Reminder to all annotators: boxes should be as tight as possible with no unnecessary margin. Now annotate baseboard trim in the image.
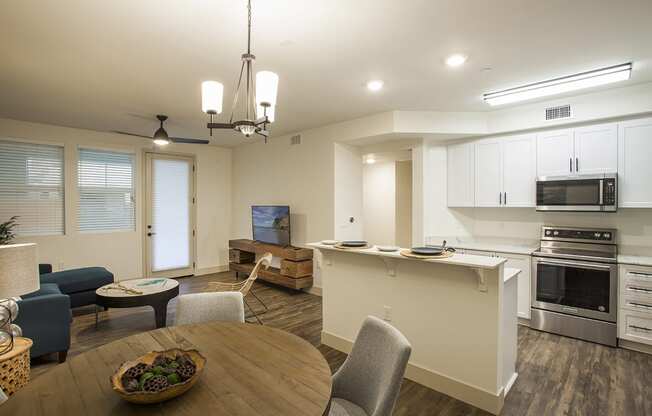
[619,338,652,355]
[305,286,322,296]
[194,265,229,276]
[321,331,504,415]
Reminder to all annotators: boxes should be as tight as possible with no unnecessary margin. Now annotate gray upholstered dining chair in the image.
[329,316,412,416]
[174,291,245,325]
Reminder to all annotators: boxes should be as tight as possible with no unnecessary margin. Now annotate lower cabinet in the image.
[462,249,531,321]
[619,264,652,346]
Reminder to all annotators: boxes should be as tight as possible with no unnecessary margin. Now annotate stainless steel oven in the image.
[536,173,617,212]
[531,226,618,346]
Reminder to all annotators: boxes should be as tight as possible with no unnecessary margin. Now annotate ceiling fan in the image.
[114,115,210,145]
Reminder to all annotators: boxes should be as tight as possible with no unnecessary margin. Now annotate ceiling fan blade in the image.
[170,137,210,145]
[207,122,236,129]
[112,130,152,139]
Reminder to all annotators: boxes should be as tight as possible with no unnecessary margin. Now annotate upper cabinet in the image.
[536,129,574,177]
[474,134,536,208]
[447,142,475,207]
[536,123,617,177]
[618,117,652,208]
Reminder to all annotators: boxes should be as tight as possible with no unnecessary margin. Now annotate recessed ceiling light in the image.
[483,62,632,106]
[446,54,467,67]
[364,155,376,164]
[366,80,384,92]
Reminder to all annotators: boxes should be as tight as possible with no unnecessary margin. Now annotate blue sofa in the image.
[14,265,114,361]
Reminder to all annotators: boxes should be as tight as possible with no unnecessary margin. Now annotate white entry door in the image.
[145,153,195,278]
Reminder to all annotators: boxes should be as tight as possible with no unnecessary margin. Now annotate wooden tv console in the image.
[228,239,313,290]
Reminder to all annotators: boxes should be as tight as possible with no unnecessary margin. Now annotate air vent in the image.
[290,134,302,145]
[545,105,572,120]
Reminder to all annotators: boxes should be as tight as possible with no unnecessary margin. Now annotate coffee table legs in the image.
[152,300,171,328]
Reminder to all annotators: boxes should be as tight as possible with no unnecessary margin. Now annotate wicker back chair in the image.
[206,253,272,323]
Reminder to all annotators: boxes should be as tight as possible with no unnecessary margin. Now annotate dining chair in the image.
[175,292,245,325]
[329,316,412,416]
[206,252,273,324]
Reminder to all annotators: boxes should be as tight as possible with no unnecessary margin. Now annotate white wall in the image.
[363,161,396,246]
[0,118,232,280]
[395,160,413,248]
[334,143,363,240]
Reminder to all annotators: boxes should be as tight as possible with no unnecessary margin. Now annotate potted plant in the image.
[0,216,19,245]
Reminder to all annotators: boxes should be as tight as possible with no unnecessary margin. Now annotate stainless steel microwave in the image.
[536,173,617,212]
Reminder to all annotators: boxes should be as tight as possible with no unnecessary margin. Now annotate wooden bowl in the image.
[110,349,206,404]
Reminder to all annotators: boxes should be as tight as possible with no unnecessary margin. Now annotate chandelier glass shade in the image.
[201,0,278,141]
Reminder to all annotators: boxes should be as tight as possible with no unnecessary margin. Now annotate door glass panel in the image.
[536,180,600,205]
[151,159,190,272]
[536,263,610,312]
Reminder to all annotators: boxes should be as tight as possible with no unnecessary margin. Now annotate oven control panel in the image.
[542,226,616,243]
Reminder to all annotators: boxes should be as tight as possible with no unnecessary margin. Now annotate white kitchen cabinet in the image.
[536,124,617,177]
[475,134,536,208]
[574,123,618,174]
[475,140,502,207]
[619,264,652,346]
[447,142,475,207]
[618,117,652,208]
[502,135,537,207]
[536,129,574,177]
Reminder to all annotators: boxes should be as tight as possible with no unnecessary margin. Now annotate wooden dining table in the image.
[5,323,333,415]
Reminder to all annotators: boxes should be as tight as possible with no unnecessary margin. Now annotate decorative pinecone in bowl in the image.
[124,362,148,379]
[142,375,169,393]
[177,364,196,380]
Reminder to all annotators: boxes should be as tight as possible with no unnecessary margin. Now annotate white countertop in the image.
[308,243,507,270]
[426,236,539,256]
[618,254,652,267]
[504,267,521,283]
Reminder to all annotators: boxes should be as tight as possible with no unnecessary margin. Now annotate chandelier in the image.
[200,0,278,142]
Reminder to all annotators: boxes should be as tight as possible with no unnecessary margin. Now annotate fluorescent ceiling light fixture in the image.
[366,80,384,92]
[446,54,467,67]
[483,63,632,106]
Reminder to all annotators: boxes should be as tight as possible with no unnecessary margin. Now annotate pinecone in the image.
[142,375,169,392]
[152,355,171,367]
[124,378,140,392]
[124,362,148,379]
[177,364,196,380]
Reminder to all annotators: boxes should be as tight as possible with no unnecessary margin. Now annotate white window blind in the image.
[0,140,65,236]
[78,148,135,232]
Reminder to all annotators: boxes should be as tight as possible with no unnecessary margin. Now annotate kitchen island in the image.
[308,243,519,415]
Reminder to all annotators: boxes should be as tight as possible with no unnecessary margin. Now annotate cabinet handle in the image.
[576,157,579,172]
[629,325,652,332]
[499,192,502,205]
[628,302,652,310]
[570,157,573,172]
[629,272,652,279]
[627,287,652,294]
[504,192,507,205]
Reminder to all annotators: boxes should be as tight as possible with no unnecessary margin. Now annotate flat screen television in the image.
[252,205,291,246]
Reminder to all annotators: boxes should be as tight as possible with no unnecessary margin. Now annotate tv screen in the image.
[252,205,291,246]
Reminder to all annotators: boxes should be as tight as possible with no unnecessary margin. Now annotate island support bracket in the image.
[472,268,488,292]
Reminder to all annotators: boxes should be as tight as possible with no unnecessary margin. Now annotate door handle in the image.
[576,158,579,172]
[147,232,156,237]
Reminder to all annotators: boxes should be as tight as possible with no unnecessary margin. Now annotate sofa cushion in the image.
[40,267,114,294]
[22,283,62,299]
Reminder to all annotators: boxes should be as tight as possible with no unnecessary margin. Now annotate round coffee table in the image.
[96,278,180,328]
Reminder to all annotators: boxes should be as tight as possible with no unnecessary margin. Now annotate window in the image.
[0,140,65,236]
[78,148,135,232]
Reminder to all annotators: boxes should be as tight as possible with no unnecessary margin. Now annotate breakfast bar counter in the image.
[308,243,518,415]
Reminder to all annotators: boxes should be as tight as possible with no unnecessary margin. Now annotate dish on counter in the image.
[411,246,443,256]
[320,240,339,245]
[376,246,400,252]
[339,240,368,247]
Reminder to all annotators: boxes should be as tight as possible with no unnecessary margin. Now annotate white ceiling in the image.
[1,0,651,147]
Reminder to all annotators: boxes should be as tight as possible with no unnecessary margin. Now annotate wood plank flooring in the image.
[30,272,652,415]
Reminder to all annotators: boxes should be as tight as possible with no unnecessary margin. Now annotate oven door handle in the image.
[535,259,614,271]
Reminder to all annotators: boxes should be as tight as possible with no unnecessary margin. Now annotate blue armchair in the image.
[15,283,71,362]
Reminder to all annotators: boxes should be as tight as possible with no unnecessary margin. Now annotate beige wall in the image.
[395,160,412,248]
[0,117,232,280]
[363,161,396,246]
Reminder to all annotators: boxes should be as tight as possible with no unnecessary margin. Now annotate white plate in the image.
[321,240,338,245]
[377,245,400,252]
